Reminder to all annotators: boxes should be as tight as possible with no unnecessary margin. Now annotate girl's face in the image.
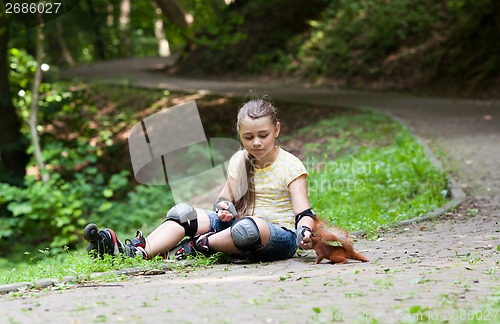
[239,116,280,162]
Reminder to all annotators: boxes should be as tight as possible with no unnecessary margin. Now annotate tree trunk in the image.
[28,17,49,184]
[119,0,133,57]
[153,0,193,29]
[55,19,75,66]
[154,6,170,57]
[106,3,114,27]
[86,0,106,59]
[154,0,194,53]
[0,14,29,184]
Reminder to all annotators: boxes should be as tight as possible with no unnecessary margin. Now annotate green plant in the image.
[0,81,173,252]
[185,252,231,268]
[0,247,167,285]
[273,0,443,77]
[455,250,482,265]
[0,168,133,250]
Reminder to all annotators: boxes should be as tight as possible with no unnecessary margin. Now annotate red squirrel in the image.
[304,224,369,265]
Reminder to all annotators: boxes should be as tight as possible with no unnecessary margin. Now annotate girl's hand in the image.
[217,202,234,222]
[300,229,313,250]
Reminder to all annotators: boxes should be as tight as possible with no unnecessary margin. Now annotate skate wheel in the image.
[83,223,99,242]
[86,242,102,258]
[86,242,96,254]
[86,242,96,252]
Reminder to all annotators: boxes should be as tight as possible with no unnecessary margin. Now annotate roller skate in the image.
[83,224,148,259]
[167,232,216,260]
[124,230,149,259]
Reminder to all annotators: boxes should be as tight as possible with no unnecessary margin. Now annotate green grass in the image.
[0,248,233,286]
[0,247,166,285]
[294,109,448,232]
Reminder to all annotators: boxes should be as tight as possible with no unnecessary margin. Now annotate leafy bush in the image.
[274,0,443,80]
[0,169,130,250]
[101,185,175,236]
[177,0,329,74]
[0,74,174,252]
[177,0,500,91]
[0,168,175,252]
[272,0,500,90]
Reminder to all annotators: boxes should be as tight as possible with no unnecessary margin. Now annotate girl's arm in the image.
[288,174,315,249]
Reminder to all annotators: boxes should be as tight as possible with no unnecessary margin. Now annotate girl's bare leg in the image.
[208,216,271,253]
[144,208,211,258]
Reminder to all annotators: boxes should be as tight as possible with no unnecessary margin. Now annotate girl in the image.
[85,98,317,262]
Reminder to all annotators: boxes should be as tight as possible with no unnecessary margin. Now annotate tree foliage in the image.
[176,0,500,92]
[177,0,330,74]
[0,82,175,253]
[4,0,496,90]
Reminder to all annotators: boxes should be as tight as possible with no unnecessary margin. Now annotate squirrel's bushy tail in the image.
[320,225,368,262]
[324,225,352,252]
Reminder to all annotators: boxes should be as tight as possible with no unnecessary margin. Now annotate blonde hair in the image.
[234,97,279,218]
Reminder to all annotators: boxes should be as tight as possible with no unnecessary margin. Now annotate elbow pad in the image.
[294,208,317,229]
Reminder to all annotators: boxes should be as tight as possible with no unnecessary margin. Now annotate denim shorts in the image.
[205,210,297,262]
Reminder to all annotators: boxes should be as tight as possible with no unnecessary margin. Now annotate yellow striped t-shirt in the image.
[227,147,308,231]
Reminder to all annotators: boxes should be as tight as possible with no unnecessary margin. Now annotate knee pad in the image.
[230,217,263,251]
[165,203,198,237]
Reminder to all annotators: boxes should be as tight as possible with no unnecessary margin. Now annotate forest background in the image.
[0,0,498,263]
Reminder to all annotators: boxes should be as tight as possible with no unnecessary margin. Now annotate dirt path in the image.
[2,58,498,323]
[3,200,499,324]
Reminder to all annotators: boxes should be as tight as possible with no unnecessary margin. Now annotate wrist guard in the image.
[296,225,312,248]
[213,198,237,219]
[294,208,317,229]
